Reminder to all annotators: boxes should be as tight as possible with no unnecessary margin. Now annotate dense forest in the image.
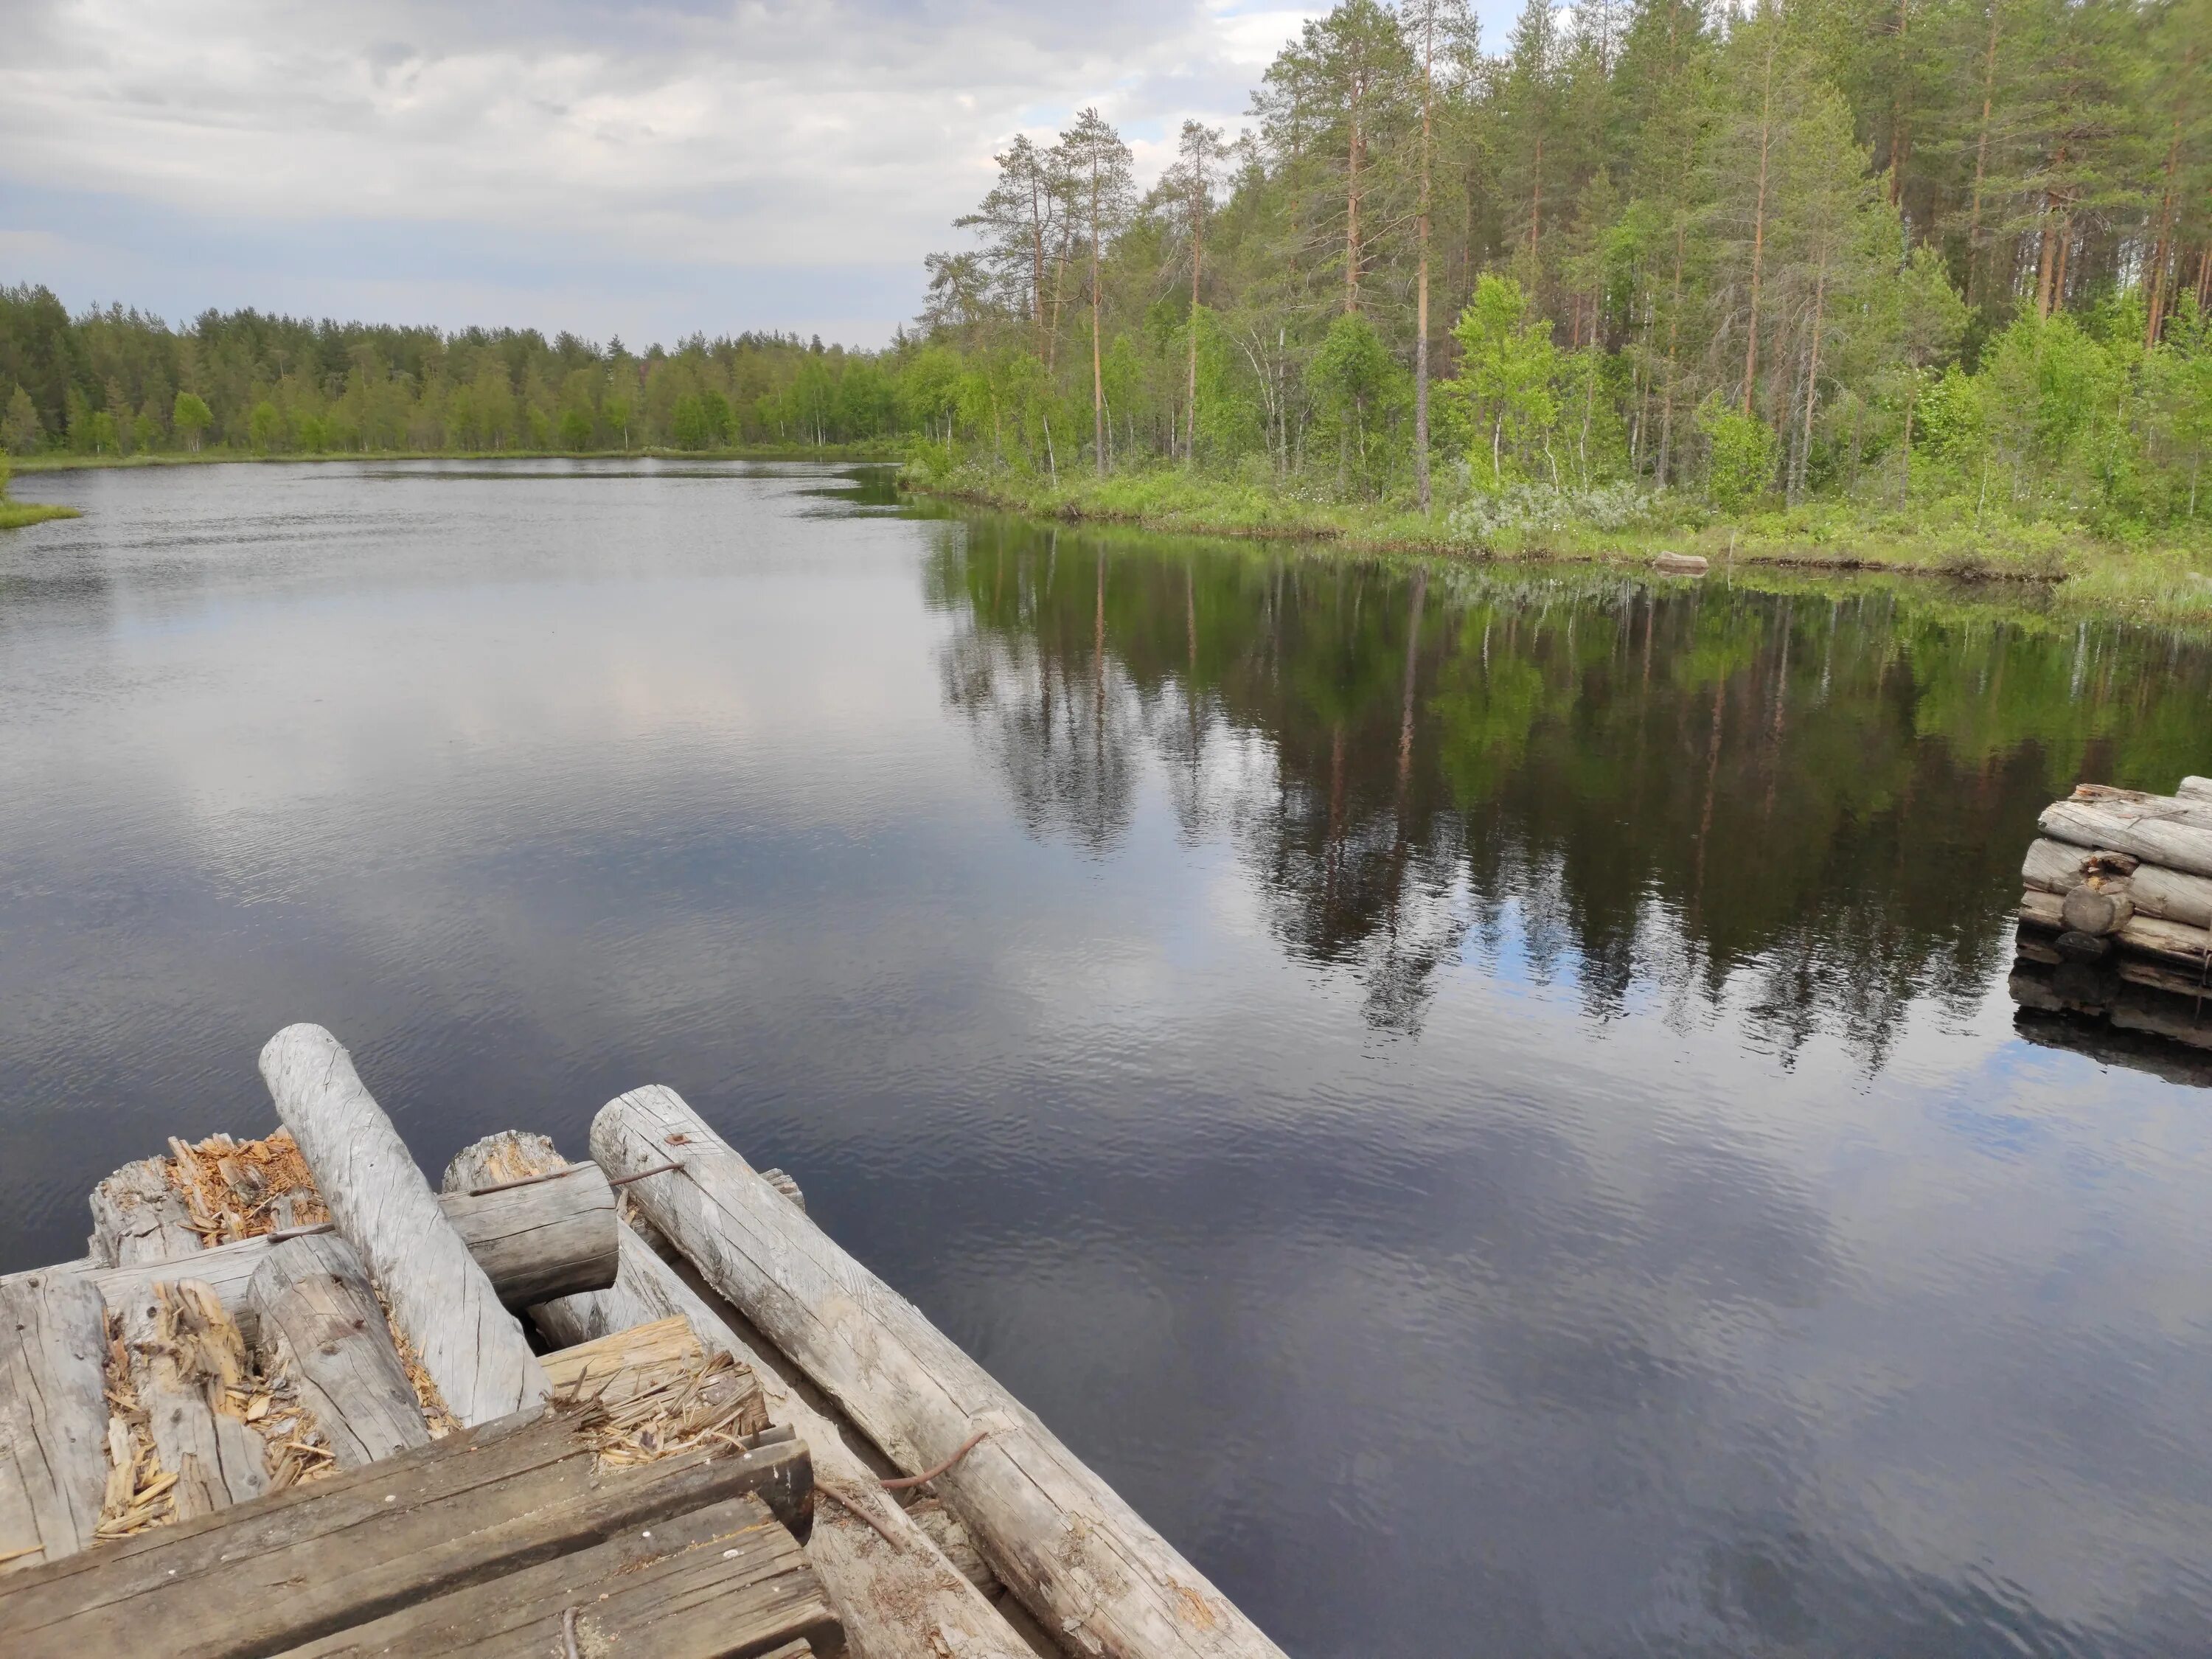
[4,0,2208,545]
[0,286,907,457]
[917,0,2212,538]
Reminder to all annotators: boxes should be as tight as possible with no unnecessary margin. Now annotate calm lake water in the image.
[6,459,2212,1656]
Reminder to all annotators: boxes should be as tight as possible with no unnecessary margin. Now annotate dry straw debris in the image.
[161,1129,329,1243]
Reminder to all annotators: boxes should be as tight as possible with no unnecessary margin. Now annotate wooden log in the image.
[595,1085,1290,1659]
[88,1161,202,1267]
[117,1280,267,1521]
[2039,799,2212,880]
[93,1177,618,1337]
[2022,838,2212,931]
[248,1235,430,1468]
[2182,776,2212,803]
[271,1490,844,1658]
[0,1408,815,1659]
[2069,783,2212,831]
[2061,883,2134,936]
[258,1024,548,1427]
[2019,890,2208,971]
[0,1268,109,1576]
[453,1134,1034,1659]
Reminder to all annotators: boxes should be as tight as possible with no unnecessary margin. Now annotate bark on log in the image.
[450,1133,1034,1659]
[0,1268,109,1575]
[595,1085,1289,1659]
[259,1024,547,1427]
[117,1280,267,1521]
[2039,799,2212,880]
[248,1235,431,1468]
[88,1161,201,1267]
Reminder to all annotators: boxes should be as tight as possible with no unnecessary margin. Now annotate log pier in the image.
[2011,779,2212,1054]
[0,1023,1288,1659]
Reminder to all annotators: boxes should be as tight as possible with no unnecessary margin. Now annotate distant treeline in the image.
[0,285,914,458]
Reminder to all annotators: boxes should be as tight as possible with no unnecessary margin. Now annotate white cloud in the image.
[0,0,1324,338]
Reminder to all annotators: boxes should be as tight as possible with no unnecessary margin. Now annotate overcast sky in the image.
[0,0,1523,348]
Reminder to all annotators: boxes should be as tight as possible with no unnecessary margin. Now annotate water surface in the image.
[5,459,2212,1657]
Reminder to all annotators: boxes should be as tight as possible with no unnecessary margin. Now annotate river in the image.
[4,458,2211,1656]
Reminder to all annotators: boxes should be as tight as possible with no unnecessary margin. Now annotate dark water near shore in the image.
[7,459,2212,1656]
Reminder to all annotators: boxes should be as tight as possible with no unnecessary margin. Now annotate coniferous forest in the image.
[5,0,2211,561]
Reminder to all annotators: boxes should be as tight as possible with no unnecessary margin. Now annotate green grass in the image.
[0,498,80,529]
[905,459,2212,630]
[12,443,903,473]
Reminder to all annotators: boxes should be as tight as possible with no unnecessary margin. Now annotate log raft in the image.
[2011,779,2212,1051]
[0,1024,1290,1658]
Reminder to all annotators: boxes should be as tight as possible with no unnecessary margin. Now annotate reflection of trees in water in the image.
[929,522,2212,1059]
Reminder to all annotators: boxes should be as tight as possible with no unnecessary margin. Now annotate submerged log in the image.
[0,1268,110,1575]
[259,1024,548,1427]
[88,1161,201,1267]
[596,1085,1290,1659]
[117,1280,267,1521]
[447,1133,1033,1659]
[248,1235,430,1469]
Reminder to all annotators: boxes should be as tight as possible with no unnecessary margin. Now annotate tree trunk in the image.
[1414,4,1435,513]
[1796,263,1826,503]
[1091,170,1106,474]
[1742,27,1778,416]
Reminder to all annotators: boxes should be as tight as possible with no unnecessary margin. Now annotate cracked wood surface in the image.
[594,1085,1287,1659]
[258,1024,548,1427]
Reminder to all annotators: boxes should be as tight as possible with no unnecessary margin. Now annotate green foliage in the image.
[4,384,39,455]
[1444,276,1559,489]
[1700,402,1779,510]
[1306,313,1407,495]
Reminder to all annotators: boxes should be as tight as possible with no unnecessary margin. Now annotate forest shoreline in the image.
[905,468,2212,630]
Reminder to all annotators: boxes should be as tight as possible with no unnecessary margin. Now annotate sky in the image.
[0,0,1524,349]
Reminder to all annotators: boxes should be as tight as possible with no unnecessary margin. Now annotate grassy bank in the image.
[0,459,80,528]
[11,444,902,473]
[906,461,2212,629]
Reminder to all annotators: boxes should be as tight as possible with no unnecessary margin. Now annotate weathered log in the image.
[455,1133,1033,1659]
[2022,837,2212,930]
[259,1024,548,1427]
[248,1235,430,1468]
[0,1268,109,1575]
[2182,776,2212,804]
[2011,963,2212,1051]
[2019,889,2209,970]
[596,1085,1289,1659]
[0,1408,814,1659]
[94,1176,617,1336]
[272,1489,844,1659]
[2039,799,2212,880]
[2070,784,2212,831]
[88,1161,201,1267]
[2060,883,2133,936]
[118,1280,267,1521]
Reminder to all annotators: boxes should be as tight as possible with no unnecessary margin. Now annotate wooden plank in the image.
[0,1408,815,1659]
[464,1134,1034,1659]
[0,1267,111,1575]
[93,1178,619,1335]
[596,1086,1289,1659]
[2039,799,2212,880]
[258,1023,548,1427]
[116,1280,267,1521]
[274,1492,843,1658]
[88,1161,201,1267]
[248,1234,430,1468]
